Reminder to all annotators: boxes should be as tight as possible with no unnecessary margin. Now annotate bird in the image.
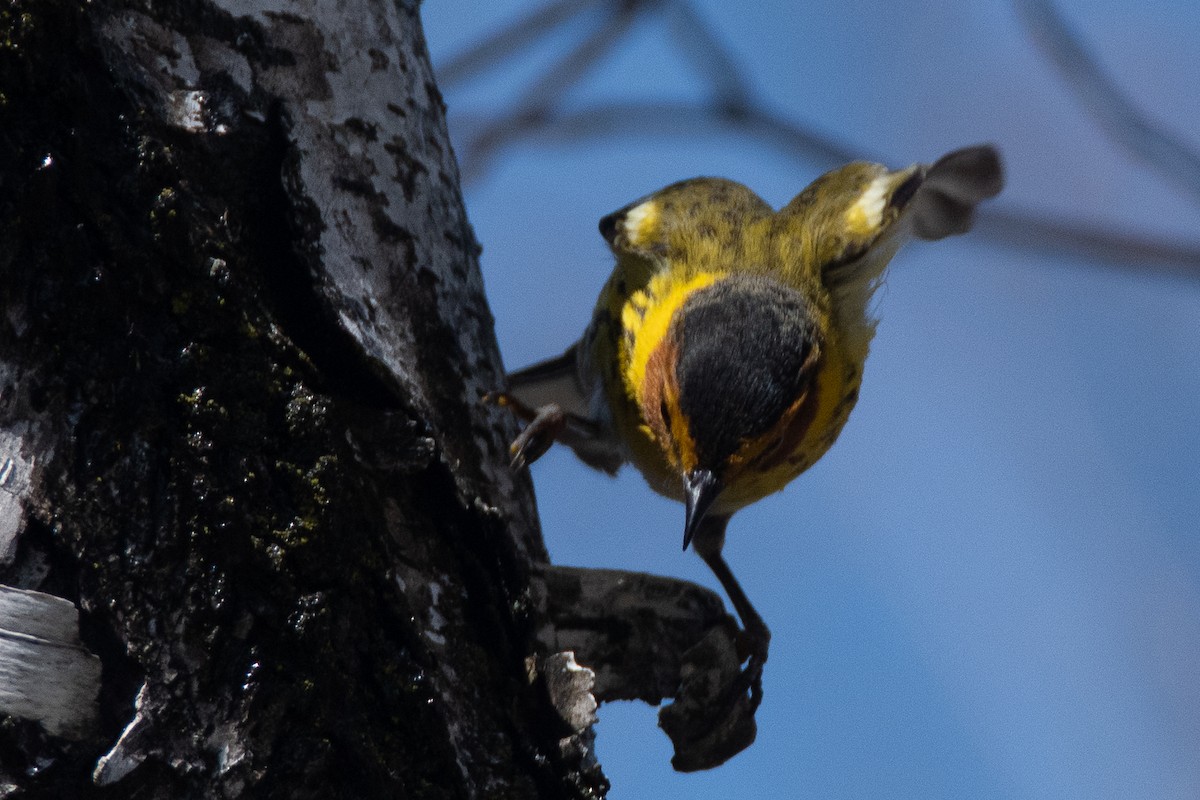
[492,145,1003,704]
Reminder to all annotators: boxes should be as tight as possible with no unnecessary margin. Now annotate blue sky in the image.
[422,2,1200,797]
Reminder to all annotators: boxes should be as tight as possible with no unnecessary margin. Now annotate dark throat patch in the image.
[673,274,822,468]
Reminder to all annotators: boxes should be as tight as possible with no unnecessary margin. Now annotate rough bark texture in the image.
[0,1,607,797]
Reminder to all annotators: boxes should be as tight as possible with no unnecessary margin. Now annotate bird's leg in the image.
[699,549,770,710]
[484,392,607,470]
[691,516,771,710]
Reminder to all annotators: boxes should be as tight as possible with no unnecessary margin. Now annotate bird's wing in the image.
[506,343,592,419]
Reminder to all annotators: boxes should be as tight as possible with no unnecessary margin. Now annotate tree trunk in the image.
[0,1,607,796]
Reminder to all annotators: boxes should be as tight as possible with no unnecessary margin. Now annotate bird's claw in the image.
[485,392,567,471]
[508,418,558,469]
[729,622,769,711]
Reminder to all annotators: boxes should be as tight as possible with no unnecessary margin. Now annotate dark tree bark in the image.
[0,1,608,796]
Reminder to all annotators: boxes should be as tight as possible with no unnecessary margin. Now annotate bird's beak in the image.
[683,469,722,551]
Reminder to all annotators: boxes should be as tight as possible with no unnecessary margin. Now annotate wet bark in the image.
[0,1,606,797]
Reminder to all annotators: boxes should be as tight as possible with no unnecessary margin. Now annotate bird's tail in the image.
[912,145,1004,241]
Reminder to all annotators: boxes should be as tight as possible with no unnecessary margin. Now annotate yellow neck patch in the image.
[623,270,720,416]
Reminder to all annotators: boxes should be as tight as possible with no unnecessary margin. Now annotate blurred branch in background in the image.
[438,0,856,178]
[1015,0,1200,207]
[437,0,1200,278]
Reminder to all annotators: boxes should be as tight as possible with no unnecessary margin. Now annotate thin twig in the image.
[438,0,603,86]
[462,101,852,162]
[461,3,643,182]
[437,0,1200,277]
[976,209,1200,277]
[665,1,753,109]
[1015,0,1200,206]
[457,101,1200,274]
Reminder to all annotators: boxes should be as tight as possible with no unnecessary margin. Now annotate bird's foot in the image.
[508,404,565,469]
[733,620,770,711]
[483,392,565,469]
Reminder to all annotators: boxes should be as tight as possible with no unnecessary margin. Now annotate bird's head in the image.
[635,273,825,550]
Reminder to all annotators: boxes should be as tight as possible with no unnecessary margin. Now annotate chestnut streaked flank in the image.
[493,145,1004,707]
